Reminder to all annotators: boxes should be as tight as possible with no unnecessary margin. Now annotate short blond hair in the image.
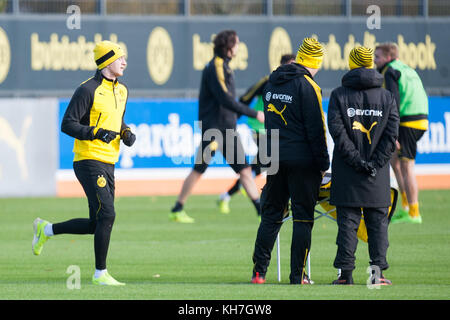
[375,42,398,59]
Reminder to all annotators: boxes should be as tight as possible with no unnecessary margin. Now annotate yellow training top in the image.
[61,70,129,164]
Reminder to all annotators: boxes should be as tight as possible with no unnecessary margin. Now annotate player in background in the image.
[375,43,428,224]
[169,30,264,223]
[217,54,296,215]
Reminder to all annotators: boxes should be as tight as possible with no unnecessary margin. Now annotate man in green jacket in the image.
[375,42,428,224]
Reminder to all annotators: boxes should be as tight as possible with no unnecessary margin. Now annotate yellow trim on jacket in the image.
[304,74,327,146]
[214,56,228,93]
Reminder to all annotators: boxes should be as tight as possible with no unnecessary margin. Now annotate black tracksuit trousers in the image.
[252,164,322,283]
[333,206,389,272]
[52,160,116,270]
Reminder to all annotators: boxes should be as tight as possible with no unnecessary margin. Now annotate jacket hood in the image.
[342,67,383,90]
[269,63,311,85]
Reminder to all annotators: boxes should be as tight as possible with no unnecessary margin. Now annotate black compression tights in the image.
[53,215,115,270]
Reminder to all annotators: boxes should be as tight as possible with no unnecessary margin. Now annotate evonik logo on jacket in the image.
[347,107,383,118]
[265,91,293,104]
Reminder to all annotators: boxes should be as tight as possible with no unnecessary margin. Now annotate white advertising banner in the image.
[0,98,58,197]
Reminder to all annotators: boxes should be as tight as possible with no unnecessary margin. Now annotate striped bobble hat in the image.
[349,46,374,70]
[93,40,125,70]
[295,38,324,69]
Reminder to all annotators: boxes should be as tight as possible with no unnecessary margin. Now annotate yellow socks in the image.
[401,192,421,218]
[409,202,420,218]
[401,191,409,209]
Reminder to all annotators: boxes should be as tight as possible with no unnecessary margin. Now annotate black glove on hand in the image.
[121,128,136,147]
[94,128,118,144]
[360,160,377,177]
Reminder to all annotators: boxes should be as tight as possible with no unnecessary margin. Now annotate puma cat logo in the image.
[267,103,287,126]
[352,121,377,144]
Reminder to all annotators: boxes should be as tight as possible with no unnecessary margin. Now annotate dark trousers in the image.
[252,164,322,283]
[53,160,116,270]
[333,206,389,271]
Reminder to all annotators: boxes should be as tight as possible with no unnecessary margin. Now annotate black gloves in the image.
[93,127,135,146]
[94,128,118,144]
[360,160,377,177]
[121,128,136,147]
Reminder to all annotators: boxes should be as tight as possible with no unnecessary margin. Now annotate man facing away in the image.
[217,53,296,215]
[328,47,399,285]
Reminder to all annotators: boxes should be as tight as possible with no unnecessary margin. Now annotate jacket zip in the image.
[95,113,102,127]
[113,85,117,109]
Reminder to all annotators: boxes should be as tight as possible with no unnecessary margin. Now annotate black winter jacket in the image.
[378,63,401,108]
[263,63,329,171]
[328,67,399,207]
[198,55,258,132]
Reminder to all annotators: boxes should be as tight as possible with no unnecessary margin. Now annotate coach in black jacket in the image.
[251,38,329,285]
[328,47,399,285]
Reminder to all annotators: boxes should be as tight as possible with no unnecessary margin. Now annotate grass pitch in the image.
[0,190,449,300]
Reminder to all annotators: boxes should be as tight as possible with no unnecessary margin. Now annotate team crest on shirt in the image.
[97,175,106,188]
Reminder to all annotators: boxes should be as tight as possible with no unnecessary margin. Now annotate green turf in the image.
[0,190,449,300]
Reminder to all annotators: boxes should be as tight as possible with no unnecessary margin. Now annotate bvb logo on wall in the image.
[268,27,292,72]
[147,27,174,85]
[0,27,11,84]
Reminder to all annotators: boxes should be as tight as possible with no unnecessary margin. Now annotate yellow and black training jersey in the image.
[61,70,129,164]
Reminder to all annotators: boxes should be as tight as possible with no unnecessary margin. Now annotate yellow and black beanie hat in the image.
[295,38,324,69]
[93,40,125,70]
[349,46,374,70]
